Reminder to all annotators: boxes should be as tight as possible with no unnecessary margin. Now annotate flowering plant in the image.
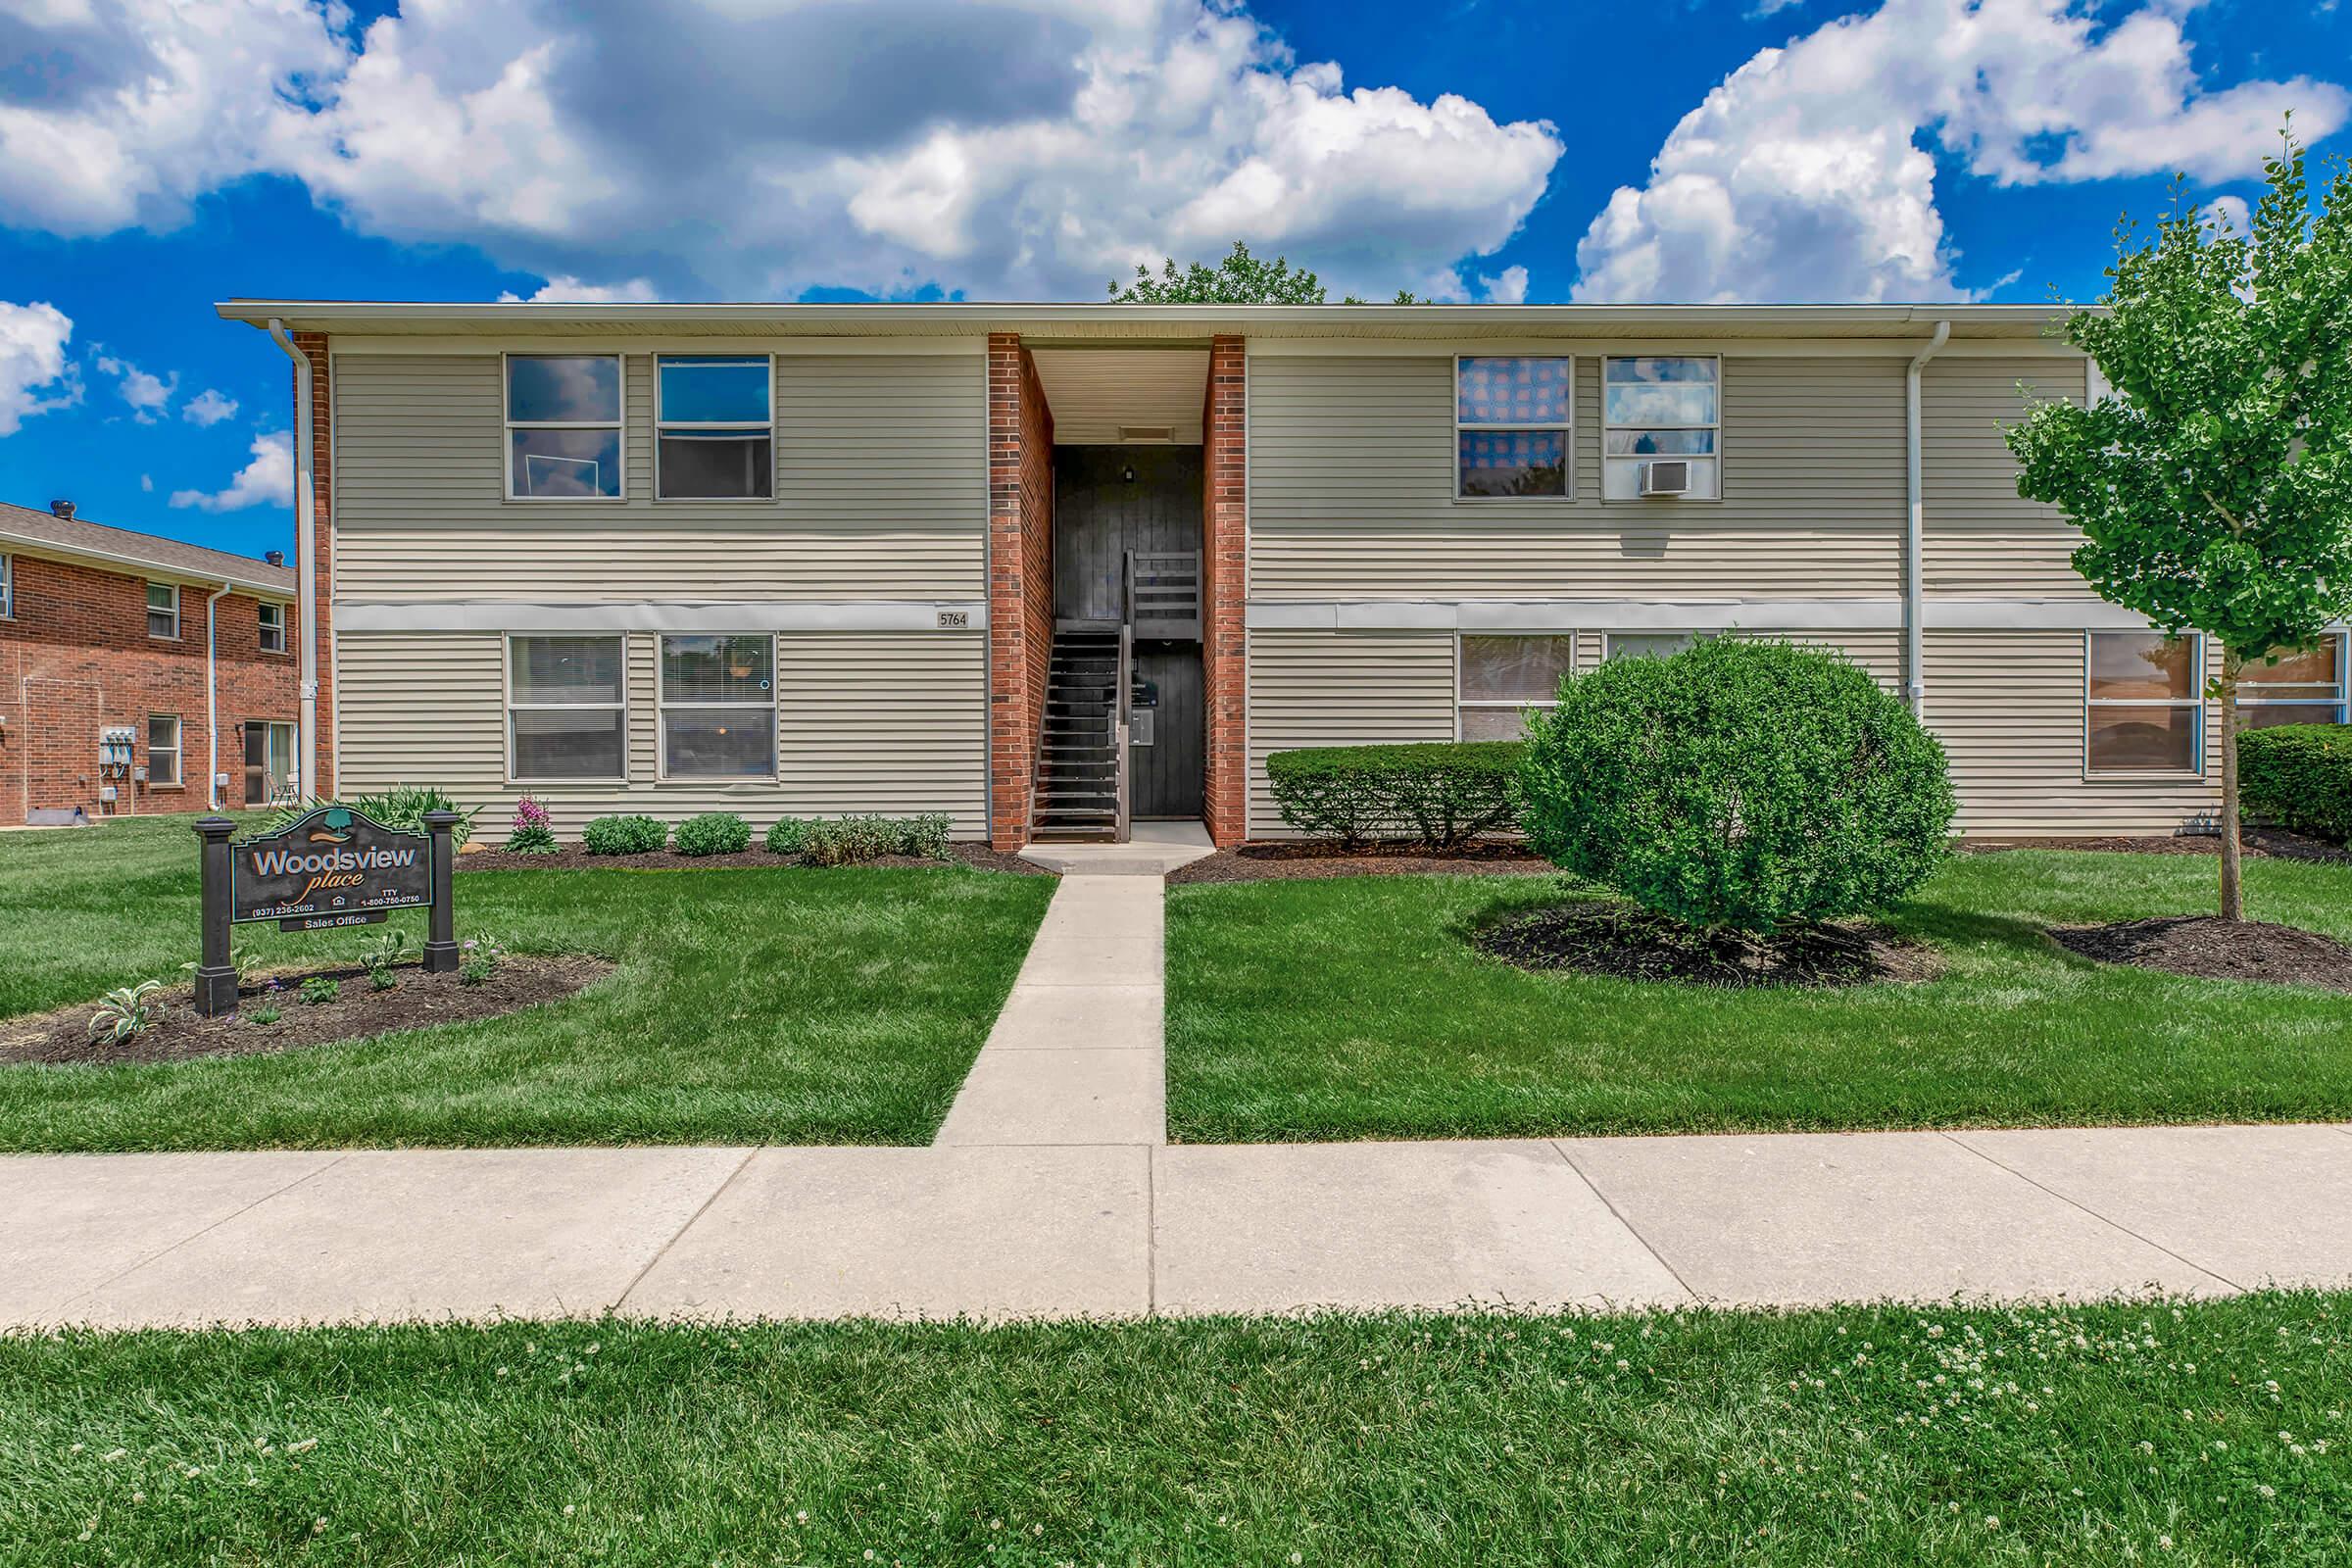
[506,795,559,855]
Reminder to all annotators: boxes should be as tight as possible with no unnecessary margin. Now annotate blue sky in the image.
[1,0,2344,564]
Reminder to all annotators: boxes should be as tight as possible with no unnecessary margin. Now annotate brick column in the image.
[292,331,336,798]
[1200,334,1248,846]
[986,333,1047,850]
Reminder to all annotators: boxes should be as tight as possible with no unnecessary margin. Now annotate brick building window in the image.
[146,581,179,639]
[0,553,12,617]
[147,715,182,787]
[258,602,288,654]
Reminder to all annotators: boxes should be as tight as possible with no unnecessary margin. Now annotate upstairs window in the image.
[2240,636,2347,728]
[1456,357,1571,499]
[507,635,627,780]
[1458,635,1574,740]
[1603,357,1720,500]
[657,356,773,499]
[258,601,287,654]
[146,581,179,639]
[2087,632,2202,774]
[506,355,624,500]
[0,554,12,617]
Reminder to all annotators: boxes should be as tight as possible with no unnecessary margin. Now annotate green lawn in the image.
[1167,852,2352,1144]
[0,814,1054,1151]
[2,1296,2344,1565]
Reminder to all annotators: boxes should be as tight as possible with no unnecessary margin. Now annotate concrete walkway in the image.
[6,1125,2350,1329]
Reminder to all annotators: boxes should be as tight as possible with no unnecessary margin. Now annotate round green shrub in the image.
[580,814,669,856]
[672,812,752,858]
[764,816,814,856]
[1519,639,1955,932]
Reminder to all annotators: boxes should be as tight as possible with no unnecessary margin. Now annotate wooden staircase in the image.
[1032,626,1122,840]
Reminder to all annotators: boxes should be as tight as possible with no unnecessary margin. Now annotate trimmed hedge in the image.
[672,812,752,858]
[1520,639,1954,933]
[800,813,956,866]
[1266,742,1524,848]
[581,814,669,856]
[2241,724,2352,845]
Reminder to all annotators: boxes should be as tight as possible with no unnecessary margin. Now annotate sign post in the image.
[193,806,444,1016]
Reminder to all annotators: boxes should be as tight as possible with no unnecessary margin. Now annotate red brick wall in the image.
[1018,347,1055,790]
[292,329,336,797]
[0,554,298,821]
[1201,334,1249,845]
[987,332,1051,850]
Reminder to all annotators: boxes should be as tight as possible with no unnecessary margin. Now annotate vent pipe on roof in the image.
[49,499,74,520]
[264,550,285,567]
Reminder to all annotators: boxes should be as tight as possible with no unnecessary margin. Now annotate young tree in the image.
[1108,240,1418,304]
[2006,132,2352,920]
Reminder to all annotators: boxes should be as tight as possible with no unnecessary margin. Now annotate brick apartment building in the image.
[1,500,298,824]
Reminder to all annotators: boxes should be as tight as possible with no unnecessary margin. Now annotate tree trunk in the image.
[2218,649,2244,923]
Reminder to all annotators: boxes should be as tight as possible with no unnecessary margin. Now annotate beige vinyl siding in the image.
[330,351,985,601]
[1249,354,1909,600]
[1928,630,2219,837]
[337,629,986,839]
[1922,357,2087,597]
[1246,628,1457,836]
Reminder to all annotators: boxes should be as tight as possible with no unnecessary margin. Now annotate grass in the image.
[1166,851,2352,1144]
[0,813,1054,1151]
[1,1296,2345,1565]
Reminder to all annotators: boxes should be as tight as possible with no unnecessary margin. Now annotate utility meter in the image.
[100,727,135,771]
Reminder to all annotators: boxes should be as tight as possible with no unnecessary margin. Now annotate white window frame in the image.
[503,352,627,503]
[1601,355,1723,504]
[1603,631,1704,662]
[147,713,182,788]
[1453,355,1575,503]
[654,353,776,503]
[146,581,180,640]
[257,601,288,655]
[2239,632,2349,726]
[2084,630,2206,779]
[656,632,779,782]
[504,633,629,783]
[0,553,13,618]
[1454,632,1577,740]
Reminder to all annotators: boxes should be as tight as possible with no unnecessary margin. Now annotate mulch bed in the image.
[1167,840,1557,886]
[0,956,615,1066]
[2047,916,2352,993]
[457,842,1054,876]
[1963,827,2352,864]
[1473,903,1941,990]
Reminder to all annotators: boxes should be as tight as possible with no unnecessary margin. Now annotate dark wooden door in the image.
[1053,446,1204,623]
[1132,642,1202,818]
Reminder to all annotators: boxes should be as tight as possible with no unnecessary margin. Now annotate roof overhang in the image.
[0,525,295,597]
[217,300,2076,343]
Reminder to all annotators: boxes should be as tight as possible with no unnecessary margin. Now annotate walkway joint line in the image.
[1547,1140,1701,1303]
[612,1146,762,1313]
[1934,1131,2243,1293]
[61,1152,353,1313]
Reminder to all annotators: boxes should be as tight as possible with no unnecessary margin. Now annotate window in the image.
[1605,631,1701,662]
[506,355,624,499]
[507,635,626,779]
[2087,632,2203,774]
[659,634,776,777]
[1456,357,1571,499]
[244,720,297,805]
[1603,357,1720,500]
[2239,636,2347,728]
[146,581,179,639]
[0,554,12,617]
[657,356,773,499]
[1458,635,1575,739]
[147,714,181,787]
[258,601,287,654]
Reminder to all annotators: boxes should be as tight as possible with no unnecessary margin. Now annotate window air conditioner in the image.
[1638,459,1691,497]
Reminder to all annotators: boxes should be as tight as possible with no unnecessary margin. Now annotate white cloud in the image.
[0,299,80,436]
[0,0,1562,302]
[2202,193,2251,237]
[182,387,239,426]
[171,429,293,512]
[1478,265,1530,304]
[140,472,154,491]
[1574,0,2351,303]
[95,351,177,421]
[497,275,662,303]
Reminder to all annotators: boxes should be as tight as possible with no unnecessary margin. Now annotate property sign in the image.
[229,807,429,927]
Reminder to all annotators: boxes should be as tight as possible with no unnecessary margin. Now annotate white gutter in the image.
[203,581,232,809]
[1904,319,1951,717]
[266,319,318,802]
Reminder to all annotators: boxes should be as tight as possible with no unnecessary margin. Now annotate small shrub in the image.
[2241,723,2352,846]
[891,812,954,858]
[359,928,410,991]
[247,1004,282,1026]
[505,794,559,854]
[87,980,165,1046]
[460,935,507,986]
[765,816,814,856]
[802,814,895,866]
[1268,742,1525,848]
[1520,639,1955,934]
[581,814,669,856]
[299,975,340,1006]
[673,812,752,858]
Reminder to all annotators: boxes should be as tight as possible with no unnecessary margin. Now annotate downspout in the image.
[266,319,318,802]
[1904,319,1951,718]
[204,581,232,809]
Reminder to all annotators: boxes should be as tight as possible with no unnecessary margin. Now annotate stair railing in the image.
[1115,552,1135,844]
